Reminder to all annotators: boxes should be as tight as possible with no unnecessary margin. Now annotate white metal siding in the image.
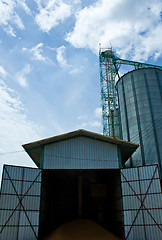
[43,136,119,169]
[0,165,41,240]
[121,165,162,240]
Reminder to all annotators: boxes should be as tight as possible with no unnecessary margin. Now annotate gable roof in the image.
[22,129,138,168]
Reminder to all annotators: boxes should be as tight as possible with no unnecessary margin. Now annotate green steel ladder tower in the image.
[99,48,119,138]
[99,47,162,137]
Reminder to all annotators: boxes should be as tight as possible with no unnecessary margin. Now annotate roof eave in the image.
[22,129,138,168]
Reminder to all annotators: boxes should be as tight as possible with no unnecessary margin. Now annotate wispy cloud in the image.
[66,0,162,61]
[15,64,32,87]
[69,66,84,75]
[0,78,43,180]
[0,66,7,77]
[56,45,85,74]
[77,107,102,132]
[56,45,69,68]
[77,114,87,120]
[30,43,46,61]
[89,120,101,128]
[35,0,72,32]
[23,43,48,61]
[94,107,102,118]
[0,0,26,37]
[3,25,16,37]
[17,0,31,15]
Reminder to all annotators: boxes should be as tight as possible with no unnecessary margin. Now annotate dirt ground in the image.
[45,219,121,240]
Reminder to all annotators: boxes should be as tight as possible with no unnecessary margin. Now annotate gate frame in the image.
[121,164,162,240]
[0,165,42,239]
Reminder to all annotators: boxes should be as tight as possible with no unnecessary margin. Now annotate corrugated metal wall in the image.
[116,68,162,175]
[121,164,162,240]
[0,165,42,240]
[43,136,119,169]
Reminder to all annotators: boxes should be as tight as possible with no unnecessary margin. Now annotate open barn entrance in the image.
[38,169,123,239]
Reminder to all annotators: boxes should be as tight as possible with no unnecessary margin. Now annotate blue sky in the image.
[0,0,162,180]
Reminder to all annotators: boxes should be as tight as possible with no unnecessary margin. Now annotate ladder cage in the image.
[99,48,120,138]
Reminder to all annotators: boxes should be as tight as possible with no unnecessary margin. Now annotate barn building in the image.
[0,129,161,240]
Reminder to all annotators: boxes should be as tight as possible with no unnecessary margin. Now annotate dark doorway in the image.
[38,169,123,239]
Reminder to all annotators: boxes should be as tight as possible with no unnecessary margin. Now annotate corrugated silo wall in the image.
[116,68,162,177]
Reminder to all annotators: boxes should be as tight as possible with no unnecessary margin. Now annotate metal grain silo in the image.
[116,68,162,176]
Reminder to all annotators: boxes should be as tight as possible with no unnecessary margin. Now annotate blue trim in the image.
[122,79,132,167]
[155,69,162,100]
[40,146,44,169]
[144,71,162,176]
[117,146,122,168]
[122,79,130,141]
[117,91,123,139]
[131,73,145,165]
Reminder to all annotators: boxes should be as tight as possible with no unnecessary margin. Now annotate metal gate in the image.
[121,164,162,240]
[0,165,42,239]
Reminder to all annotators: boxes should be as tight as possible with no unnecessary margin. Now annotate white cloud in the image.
[0,0,15,25]
[77,107,102,131]
[35,0,72,32]
[0,66,7,77]
[30,43,46,61]
[56,45,85,74]
[66,0,162,61]
[23,43,48,61]
[0,0,25,37]
[94,107,102,118]
[47,46,56,51]
[16,64,32,87]
[89,120,101,127]
[17,0,31,15]
[69,66,84,75]
[77,114,87,120]
[77,122,88,128]
[56,45,69,68]
[34,0,46,9]
[13,13,25,30]
[0,79,43,182]
[3,25,16,37]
